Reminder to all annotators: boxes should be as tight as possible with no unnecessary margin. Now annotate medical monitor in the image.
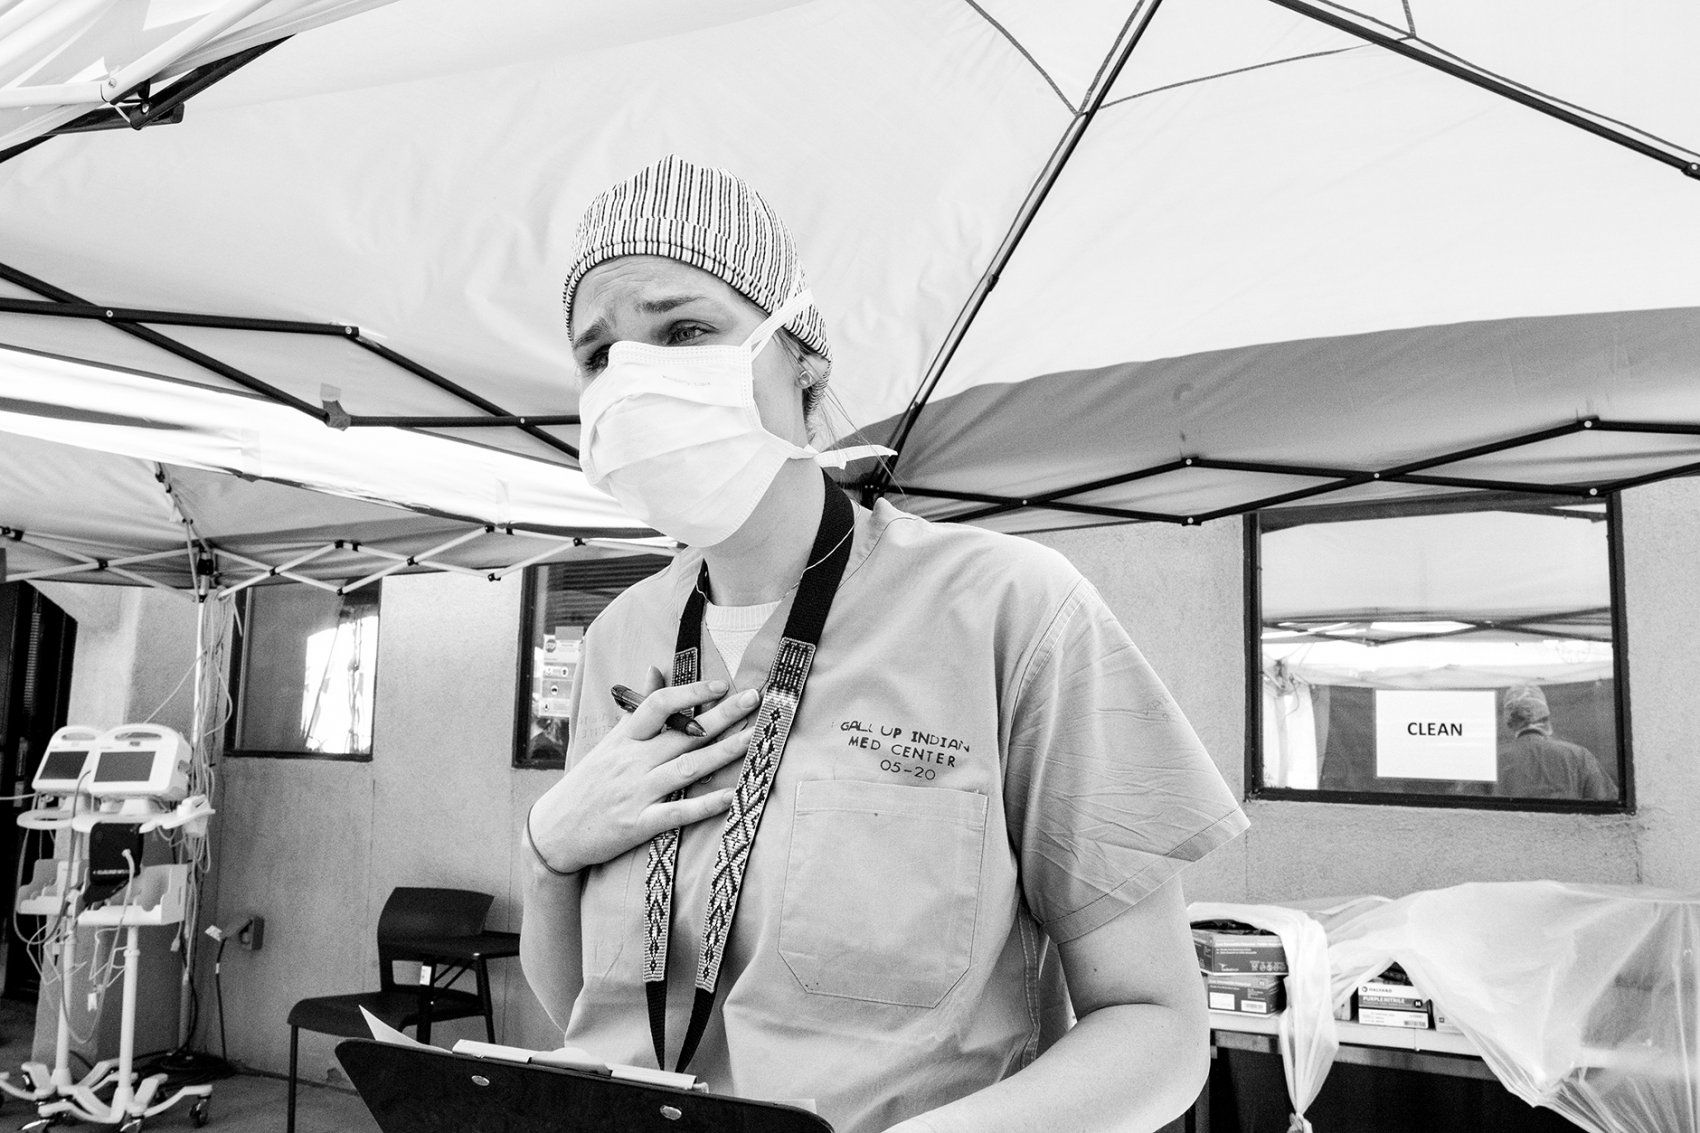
[32,727,102,796]
[87,725,191,804]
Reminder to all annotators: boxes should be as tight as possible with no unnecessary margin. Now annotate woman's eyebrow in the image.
[576,293,718,353]
[639,293,714,315]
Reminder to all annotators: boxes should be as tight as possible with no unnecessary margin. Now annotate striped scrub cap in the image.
[561,154,832,376]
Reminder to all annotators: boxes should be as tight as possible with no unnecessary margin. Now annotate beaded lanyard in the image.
[642,474,854,1073]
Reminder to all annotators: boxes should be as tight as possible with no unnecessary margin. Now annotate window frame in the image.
[511,554,675,771]
[511,566,567,772]
[1242,491,1634,813]
[224,583,381,762]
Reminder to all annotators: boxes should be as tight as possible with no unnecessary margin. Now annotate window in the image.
[1247,494,1629,810]
[514,555,672,769]
[228,584,381,759]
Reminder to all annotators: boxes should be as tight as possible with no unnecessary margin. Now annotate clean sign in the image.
[1374,689,1497,781]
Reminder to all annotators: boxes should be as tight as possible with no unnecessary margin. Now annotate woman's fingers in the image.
[647,788,736,834]
[660,725,755,790]
[691,687,761,738]
[623,678,729,741]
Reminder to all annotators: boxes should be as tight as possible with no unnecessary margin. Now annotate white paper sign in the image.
[1374,689,1497,781]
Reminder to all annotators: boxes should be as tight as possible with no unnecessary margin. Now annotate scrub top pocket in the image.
[779,778,987,1008]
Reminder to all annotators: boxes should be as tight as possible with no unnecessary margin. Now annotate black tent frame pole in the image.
[1267,0,1700,179]
[0,39,288,166]
[0,261,581,452]
[896,486,1187,525]
[30,105,187,141]
[0,262,328,420]
[1189,477,1375,524]
[349,337,579,460]
[900,415,1700,526]
[868,0,1169,492]
[0,297,352,336]
[1387,473,1594,498]
[1590,421,1700,437]
[944,458,1195,524]
[1375,419,1592,476]
[1598,456,1700,495]
[122,39,288,128]
[346,414,577,429]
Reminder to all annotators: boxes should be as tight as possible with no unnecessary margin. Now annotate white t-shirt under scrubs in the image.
[552,499,1248,1133]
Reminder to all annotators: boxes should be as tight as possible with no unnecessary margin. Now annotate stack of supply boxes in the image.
[1193,921,1287,1017]
[1352,962,1459,1032]
[1353,962,1430,1029]
[1192,925,1462,1034]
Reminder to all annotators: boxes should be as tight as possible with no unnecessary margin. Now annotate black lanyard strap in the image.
[642,474,855,1074]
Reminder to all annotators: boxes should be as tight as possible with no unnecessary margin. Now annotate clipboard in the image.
[336,1039,835,1132]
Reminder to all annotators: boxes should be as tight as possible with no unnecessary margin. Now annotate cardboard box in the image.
[1433,1004,1463,1034]
[1357,1006,1432,1029]
[1356,979,1429,1012]
[1205,972,1285,1015]
[1354,963,1432,1028]
[1192,924,1287,975]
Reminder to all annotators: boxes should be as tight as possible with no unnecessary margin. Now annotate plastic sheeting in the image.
[1190,902,1337,1132]
[1191,897,1391,1131]
[1330,883,1700,1133]
[1195,884,1700,1133]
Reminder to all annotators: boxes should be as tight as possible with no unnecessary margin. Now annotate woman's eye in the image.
[667,324,708,346]
[580,347,608,377]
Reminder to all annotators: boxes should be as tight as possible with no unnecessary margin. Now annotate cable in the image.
[138,657,198,726]
[214,934,229,1062]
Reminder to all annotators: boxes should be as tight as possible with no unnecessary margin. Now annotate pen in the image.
[610,684,707,737]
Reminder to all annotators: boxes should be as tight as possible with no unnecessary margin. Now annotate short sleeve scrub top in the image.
[553,498,1249,1133]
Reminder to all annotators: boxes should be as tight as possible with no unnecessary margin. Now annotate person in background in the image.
[520,154,1248,1133]
[1496,684,1614,801]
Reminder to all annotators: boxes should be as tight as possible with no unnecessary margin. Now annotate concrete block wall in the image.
[26,475,1700,1083]
[206,572,562,1086]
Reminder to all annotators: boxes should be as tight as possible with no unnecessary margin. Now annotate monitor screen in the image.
[94,749,157,784]
[37,750,89,782]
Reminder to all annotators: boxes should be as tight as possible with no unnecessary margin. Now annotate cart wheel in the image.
[190,1099,210,1128]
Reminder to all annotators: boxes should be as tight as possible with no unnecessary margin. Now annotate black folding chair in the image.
[285,887,494,1133]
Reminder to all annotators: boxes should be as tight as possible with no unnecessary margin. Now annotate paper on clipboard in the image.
[359,1007,702,1091]
[359,1007,434,1048]
[451,1038,608,1074]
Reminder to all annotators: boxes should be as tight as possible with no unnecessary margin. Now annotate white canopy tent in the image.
[2,0,1699,582]
[0,0,397,160]
[0,342,659,594]
[2,12,1690,1129]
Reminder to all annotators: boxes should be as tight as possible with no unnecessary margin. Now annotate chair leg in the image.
[477,959,495,1043]
[287,1026,299,1133]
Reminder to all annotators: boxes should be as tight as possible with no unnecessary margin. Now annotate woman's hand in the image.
[528,667,758,875]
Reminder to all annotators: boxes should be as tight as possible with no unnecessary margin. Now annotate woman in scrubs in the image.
[522,154,1248,1133]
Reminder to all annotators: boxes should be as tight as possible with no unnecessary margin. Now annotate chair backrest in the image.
[374,887,493,986]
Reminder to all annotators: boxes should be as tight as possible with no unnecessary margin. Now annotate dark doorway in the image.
[0,584,79,1002]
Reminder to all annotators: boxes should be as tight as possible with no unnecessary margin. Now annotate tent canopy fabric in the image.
[3,0,1699,585]
[0,0,398,156]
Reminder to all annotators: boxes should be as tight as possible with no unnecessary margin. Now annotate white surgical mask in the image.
[578,289,891,546]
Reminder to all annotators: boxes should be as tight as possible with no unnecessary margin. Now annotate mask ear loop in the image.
[742,289,815,356]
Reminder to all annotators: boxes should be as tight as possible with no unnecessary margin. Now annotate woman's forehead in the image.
[572,256,747,332]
